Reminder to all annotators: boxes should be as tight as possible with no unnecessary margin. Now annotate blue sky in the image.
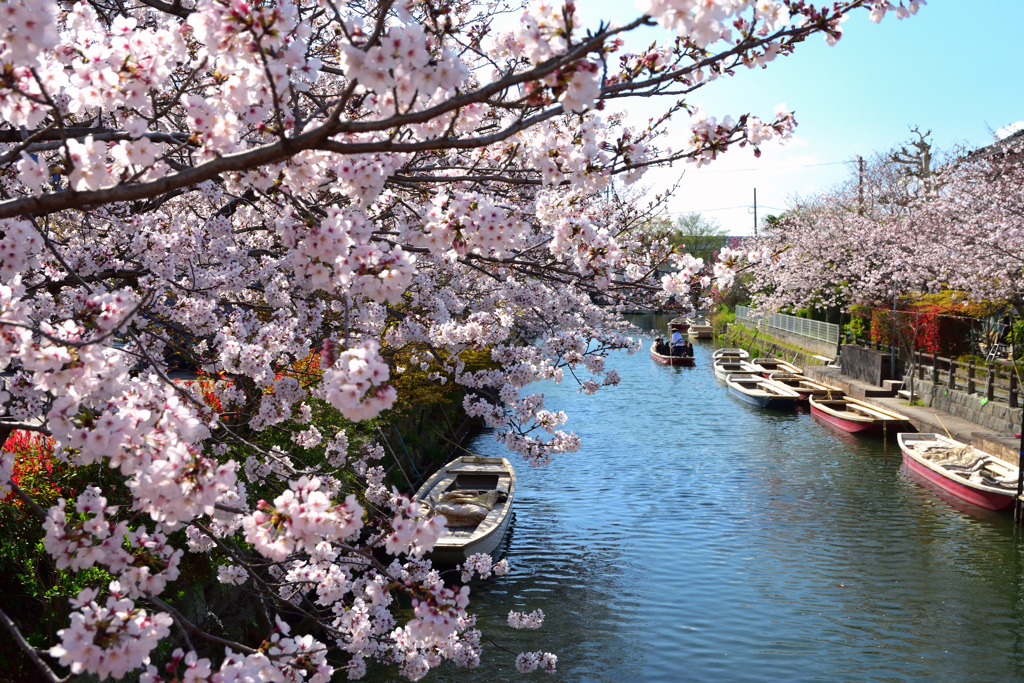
[586,1,1024,235]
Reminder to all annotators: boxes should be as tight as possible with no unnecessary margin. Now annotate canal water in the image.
[424,320,1024,682]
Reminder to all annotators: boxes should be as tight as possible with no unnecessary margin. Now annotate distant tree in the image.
[673,213,731,265]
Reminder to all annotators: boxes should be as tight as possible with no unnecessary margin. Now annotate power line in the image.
[693,160,848,173]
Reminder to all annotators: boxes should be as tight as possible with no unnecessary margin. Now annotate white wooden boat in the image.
[769,374,843,401]
[751,358,803,376]
[712,348,749,360]
[725,374,802,409]
[712,358,758,382]
[809,395,910,434]
[687,318,713,339]
[897,433,1019,510]
[414,456,516,564]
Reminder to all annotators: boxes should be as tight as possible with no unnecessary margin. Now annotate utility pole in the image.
[857,156,864,215]
[753,187,758,236]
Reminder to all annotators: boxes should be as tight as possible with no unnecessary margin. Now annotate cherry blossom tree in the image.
[743,128,952,313]
[0,0,924,679]
[744,129,1024,324]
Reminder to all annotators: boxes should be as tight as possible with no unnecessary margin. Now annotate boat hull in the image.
[712,360,757,382]
[901,452,1015,510]
[727,384,798,409]
[712,348,749,361]
[651,348,695,366]
[414,456,516,564]
[808,396,909,435]
[725,376,801,410]
[668,319,690,333]
[810,405,882,433]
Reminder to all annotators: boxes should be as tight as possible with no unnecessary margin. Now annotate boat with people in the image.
[808,395,911,434]
[769,374,843,401]
[751,358,803,377]
[712,358,758,382]
[650,342,695,366]
[897,433,1020,511]
[413,455,516,564]
[687,318,713,339]
[725,374,802,409]
[652,332,695,366]
[712,348,749,360]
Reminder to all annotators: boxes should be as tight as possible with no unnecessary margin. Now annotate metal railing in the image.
[736,306,840,345]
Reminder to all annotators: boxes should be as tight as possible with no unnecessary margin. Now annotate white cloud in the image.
[995,121,1024,140]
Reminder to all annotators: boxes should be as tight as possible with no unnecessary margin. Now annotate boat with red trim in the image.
[808,395,910,434]
[650,343,695,366]
[897,433,1019,511]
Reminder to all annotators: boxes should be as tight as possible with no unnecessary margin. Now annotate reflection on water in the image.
[418,318,1024,682]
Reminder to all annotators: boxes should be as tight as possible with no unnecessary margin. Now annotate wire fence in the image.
[736,306,840,345]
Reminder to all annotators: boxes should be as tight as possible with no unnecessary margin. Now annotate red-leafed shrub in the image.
[1,430,66,510]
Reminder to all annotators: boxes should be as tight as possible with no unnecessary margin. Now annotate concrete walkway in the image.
[804,365,1023,466]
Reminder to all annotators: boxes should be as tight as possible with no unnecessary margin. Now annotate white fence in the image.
[736,306,839,345]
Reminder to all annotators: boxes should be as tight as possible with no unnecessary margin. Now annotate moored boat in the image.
[712,358,758,382]
[414,456,516,564]
[650,343,695,366]
[751,358,803,377]
[712,348,749,360]
[668,317,690,333]
[769,374,843,401]
[897,433,1019,511]
[725,374,802,409]
[809,395,910,434]
[687,318,713,339]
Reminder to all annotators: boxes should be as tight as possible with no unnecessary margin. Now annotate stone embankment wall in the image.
[911,377,1023,435]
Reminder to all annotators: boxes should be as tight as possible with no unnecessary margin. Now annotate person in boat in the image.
[670,330,686,356]
[654,337,670,355]
[683,340,694,357]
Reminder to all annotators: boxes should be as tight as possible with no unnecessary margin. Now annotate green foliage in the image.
[672,212,730,265]
[711,305,735,336]
[845,316,868,340]
[1012,319,1024,347]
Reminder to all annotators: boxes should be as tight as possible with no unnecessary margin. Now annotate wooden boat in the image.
[725,374,802,409]
[769,374,843,401]
[687,318,713,339]
[897,433,1019,511]
[808,395,910,434]
[414,456,516,564]
[712,358,758,382]
[668,317,690,333]
[650,343,695,366]
[712,348,749,360]
[751,358,803,377]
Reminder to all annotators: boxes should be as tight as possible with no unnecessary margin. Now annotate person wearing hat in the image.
[670,329,685,356]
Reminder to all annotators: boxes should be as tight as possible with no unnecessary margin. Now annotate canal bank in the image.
[722,322,1023,466]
